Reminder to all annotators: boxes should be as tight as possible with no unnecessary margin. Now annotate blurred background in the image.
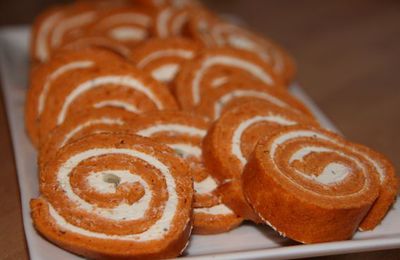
[0,0,399,259]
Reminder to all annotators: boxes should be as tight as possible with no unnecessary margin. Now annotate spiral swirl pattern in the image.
[31,133,192,258]
[175,48,283,110]
[242,126,381,243]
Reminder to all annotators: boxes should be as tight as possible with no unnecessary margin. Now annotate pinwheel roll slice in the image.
[130,37,201,86]
[31,133,193,259]
[242,126,381,243]
[39,107,137,170]
[38,63,178,145]
[188,11,296,83]
[26,48,127,148]
[174,48,285,110]
[195,79,313,120]
[131,111,242,234]
[203,101,318,222]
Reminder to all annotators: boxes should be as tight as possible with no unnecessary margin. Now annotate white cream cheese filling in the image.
[151,64,179,83]
[193,176,218,195]
[210,76,228,88]
[137,49,194,68]
[93,100,141,113]
[194,204,233,215]
[137,124,206,137]
[109,27,148,41]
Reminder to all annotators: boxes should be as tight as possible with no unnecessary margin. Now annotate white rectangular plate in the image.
[0,26,399,260]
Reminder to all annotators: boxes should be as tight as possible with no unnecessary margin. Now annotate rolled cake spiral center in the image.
[102,172,121,186]
[86,170,145,196]
[78,167,148,209]
[43,147,179,238]
[270,130,371,198]
[289,148,351,185]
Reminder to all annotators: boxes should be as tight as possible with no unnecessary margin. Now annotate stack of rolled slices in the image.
[26,0,398,258]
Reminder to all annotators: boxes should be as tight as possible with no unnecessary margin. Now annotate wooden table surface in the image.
[0,0,399,259]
